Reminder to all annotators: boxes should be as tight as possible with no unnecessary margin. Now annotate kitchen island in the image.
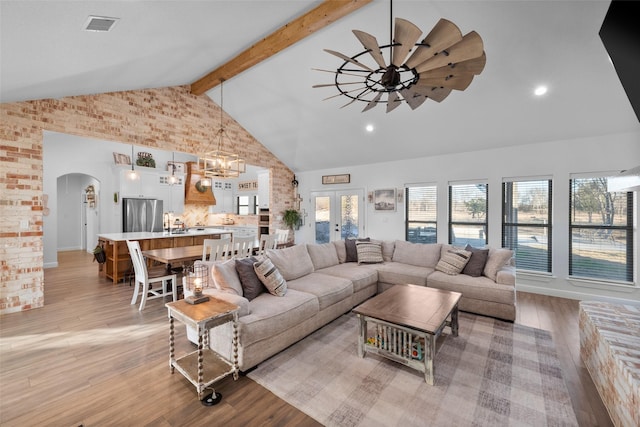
[97,228,232,283]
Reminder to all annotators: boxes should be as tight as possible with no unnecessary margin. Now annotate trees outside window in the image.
[569,176,634,283]
[449,183,488,247]
[406,186,437,243]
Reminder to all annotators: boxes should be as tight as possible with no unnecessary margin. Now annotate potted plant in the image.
[282,209,301,231]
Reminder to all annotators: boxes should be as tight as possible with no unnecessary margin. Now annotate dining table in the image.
[142,245,204,272]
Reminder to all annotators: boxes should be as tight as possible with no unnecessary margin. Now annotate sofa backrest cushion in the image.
[307,243,340,270]
[195,259,243,296]
[392,240,442,268]
[483,247,514,281]
[266,244,314,281]
[235,257,265,301]
[332,240,347,263]
[381,240,395,262]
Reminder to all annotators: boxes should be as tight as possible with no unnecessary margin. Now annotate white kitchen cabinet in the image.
[257,170,270,209]
[119,169,161,199]
[209,181,234,213]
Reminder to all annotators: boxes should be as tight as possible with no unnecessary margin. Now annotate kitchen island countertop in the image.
[97,228,231,241]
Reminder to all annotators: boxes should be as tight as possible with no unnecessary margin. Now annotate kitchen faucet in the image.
[163,212,171,234]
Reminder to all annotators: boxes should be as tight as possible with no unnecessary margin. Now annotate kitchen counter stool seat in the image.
[127,240,177,311]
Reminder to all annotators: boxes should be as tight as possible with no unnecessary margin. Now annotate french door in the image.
[311,189,364,243]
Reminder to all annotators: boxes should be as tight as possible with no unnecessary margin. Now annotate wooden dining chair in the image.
[257,234,277,256]
[275,229,290,246]
[230,236,255,259]
[202,237,231,261]
[126,240,177,311]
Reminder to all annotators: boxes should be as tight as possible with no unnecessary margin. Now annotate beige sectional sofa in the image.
[187,239,516,371]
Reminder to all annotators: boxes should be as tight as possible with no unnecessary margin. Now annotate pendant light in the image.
[127,145,139,180]
[168,151,178,185]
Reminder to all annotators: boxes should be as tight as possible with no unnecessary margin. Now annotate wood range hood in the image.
[184,161,216,205]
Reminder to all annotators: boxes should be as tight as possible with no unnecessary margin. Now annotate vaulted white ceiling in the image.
[1,1,638,172]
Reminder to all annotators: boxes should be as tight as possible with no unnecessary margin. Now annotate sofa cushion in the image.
[235,257,264,301]
[356,240,384,264]
[370,262,431,286]
[316,263,378,293]
[381,240,395,262]
[286,272,353,311]
[254,258,287,296]
[266,244,314,280]
[463,244,489,277]
[392,240,442,268]
[435,248,472,275]
[307,243,340,270]
[333,240,347,264]
[345,237,370,262]
[240,289,319,347]
[203,259,243,296]
[202,288,251,317]
[427,271,515,306]
[483,247,514,281]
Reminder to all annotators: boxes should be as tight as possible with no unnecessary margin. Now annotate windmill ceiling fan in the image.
[314,2,486,113]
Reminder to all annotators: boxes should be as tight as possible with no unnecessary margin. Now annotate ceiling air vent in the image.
[83,15,119,32]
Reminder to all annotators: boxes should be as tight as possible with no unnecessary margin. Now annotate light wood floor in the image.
[0,251,612,426]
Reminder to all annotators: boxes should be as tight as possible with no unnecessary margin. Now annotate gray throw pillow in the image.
[235,257,264,301]
[463,244,489,277]
[345,237,370,262]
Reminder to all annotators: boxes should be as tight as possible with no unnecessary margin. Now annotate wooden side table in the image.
[166,298,239,406]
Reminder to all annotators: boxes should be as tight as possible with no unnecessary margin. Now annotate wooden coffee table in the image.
[352,284,462,385]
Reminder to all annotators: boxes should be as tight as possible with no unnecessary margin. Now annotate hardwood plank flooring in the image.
[1,251,612,426]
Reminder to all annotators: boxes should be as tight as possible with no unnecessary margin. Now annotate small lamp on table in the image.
[184,264,210,305]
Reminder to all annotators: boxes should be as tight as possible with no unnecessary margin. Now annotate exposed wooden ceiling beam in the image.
[190,0,373,96]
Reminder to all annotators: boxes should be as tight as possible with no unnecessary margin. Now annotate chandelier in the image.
[200,79,246,181]
[314,1,485,112]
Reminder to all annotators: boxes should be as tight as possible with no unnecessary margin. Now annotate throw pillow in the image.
[254,258,287,296]
[306,243,340,270]
[345,237,370,262]
[462,244,490,277]
[483,247,514,281]
[210,259,243,296]
[234,257,265,301]
[355,241,384,264]
[435,248,472,275]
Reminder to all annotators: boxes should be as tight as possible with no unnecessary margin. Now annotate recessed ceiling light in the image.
[83,15,120,32]
[365,124,374,133]
[534,85,548,96]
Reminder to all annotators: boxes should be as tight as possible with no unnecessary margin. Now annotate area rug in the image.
[248,312,579,427]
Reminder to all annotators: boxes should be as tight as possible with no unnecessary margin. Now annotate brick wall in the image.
[0,85,296,314]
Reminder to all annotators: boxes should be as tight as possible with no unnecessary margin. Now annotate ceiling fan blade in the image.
[321,85,369,101]
[362,92,383,112]
[404,19,463,69]
[417,52,486,80]
[352,30,387,69]
[417,74,474,91]
[399,88,428,110]
[392,18,422,67]
[415,31,484,74]
[420,86,452,103]
[386,92,402,113]
[313,81,367,88]
[324,49,374,72]
[312,68,371,78]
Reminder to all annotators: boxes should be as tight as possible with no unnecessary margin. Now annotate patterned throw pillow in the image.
[355,241,384,264]
[435,248,472,275]
[253,258,287,296]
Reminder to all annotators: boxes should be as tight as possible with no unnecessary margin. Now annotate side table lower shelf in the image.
[172,348,235,392]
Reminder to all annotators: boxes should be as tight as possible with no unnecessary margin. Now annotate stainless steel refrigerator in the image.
[122,198,164,233]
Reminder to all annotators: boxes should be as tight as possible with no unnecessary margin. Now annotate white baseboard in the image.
[44,262,58,269]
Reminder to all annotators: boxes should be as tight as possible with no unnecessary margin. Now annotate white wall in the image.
[56,173,99,251]
[42,131,196,267]
[294,131,640,304]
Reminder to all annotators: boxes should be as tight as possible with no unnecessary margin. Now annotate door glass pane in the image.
[340,194,359,239]
[315,196,330,244]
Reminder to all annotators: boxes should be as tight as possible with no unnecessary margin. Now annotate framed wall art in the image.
[322,174,350,185]
[373,188,396,211]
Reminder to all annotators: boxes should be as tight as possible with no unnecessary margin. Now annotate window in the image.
[569,176,634,283]
[449,183,487,246]
[502,179,552,272]
[237,195,250,215]
[406,185,437,243]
